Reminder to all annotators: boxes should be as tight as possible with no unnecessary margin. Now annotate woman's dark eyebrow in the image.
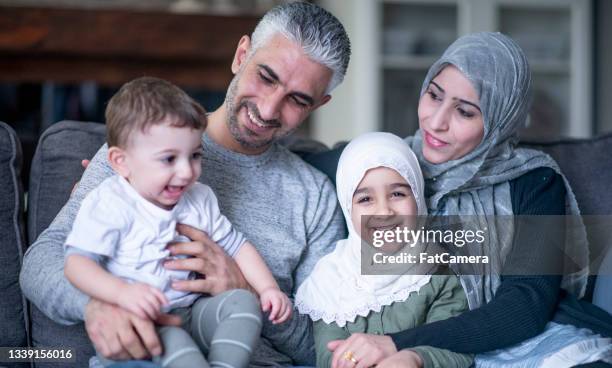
[432,80,481,112]
[430,81,444,93]
[457,99,482,112]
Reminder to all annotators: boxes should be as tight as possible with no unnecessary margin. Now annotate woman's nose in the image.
[428,106,450,131]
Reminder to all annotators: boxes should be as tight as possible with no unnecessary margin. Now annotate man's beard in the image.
[224,74,297,150]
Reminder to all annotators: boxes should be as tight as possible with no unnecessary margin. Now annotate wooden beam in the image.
[0,54,232,89]
[0,6,259,88]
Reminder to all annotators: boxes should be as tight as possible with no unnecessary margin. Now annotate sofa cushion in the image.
[28,120,106,242]
[520,133,612,216]
[521,133,612,301]
[28,120,106,367]
[0,122,29,354]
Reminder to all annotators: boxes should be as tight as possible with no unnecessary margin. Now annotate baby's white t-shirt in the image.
[65,175,245,309]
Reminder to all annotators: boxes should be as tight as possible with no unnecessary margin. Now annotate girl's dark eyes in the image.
[356,196,371,204]
[391,192,406,198]
[191,151,203,160]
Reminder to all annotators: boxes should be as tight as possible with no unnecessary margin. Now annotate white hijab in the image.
[295,132,432,327]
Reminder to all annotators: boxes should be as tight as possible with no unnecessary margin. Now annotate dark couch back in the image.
[28,121,107,243]
[0,122,29,367]
[521,134,612,216]
[521,134,612,300]
[28,121,106,367]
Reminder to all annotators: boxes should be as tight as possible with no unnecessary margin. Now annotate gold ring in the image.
[343,350,358,364]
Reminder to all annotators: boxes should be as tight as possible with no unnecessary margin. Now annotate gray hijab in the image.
[406,32,588,308]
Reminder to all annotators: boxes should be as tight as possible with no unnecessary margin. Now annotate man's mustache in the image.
[240,101,281,127]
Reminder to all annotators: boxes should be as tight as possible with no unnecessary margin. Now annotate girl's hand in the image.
[117,283,168,320]
[260,287,292,324]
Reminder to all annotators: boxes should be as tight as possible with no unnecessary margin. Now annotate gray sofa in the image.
[0,121,29,368]
[1,120,611,368]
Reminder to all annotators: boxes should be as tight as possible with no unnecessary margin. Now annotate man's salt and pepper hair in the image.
[249,1,351,94]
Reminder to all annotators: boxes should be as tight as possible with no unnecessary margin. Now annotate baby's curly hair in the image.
[106,77,207,148]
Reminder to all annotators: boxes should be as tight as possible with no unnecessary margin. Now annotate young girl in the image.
[295,132,473,368]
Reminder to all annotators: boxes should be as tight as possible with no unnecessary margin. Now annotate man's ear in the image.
[231,35,251,74]
[313,95,332,111]
[108,146,130,178]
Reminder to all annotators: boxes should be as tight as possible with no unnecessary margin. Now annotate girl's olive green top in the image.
[314,275,473,368]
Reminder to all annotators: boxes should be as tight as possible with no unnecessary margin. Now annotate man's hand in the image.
[165,223,250,295]
[328,333,398,368]
[377,350,423,368]
[84,299,180,360]
[260,287,292,324]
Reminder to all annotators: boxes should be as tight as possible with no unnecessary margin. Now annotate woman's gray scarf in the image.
[406,32,588,309]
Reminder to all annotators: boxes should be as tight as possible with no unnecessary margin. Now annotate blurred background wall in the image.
[313,0,610,146]
[0,0,610,180]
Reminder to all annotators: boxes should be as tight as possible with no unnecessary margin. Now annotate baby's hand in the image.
[117,282,168,320]
[260,287,292,324]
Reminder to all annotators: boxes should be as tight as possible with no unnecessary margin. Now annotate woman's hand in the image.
[377,350,423,368]
[328,333,398,368]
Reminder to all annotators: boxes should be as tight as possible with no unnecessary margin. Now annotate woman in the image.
[305,32,611,368]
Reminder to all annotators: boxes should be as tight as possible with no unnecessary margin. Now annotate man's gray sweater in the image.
[20,133,345,367]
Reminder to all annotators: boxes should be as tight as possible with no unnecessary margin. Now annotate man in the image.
[20,2,351,366]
